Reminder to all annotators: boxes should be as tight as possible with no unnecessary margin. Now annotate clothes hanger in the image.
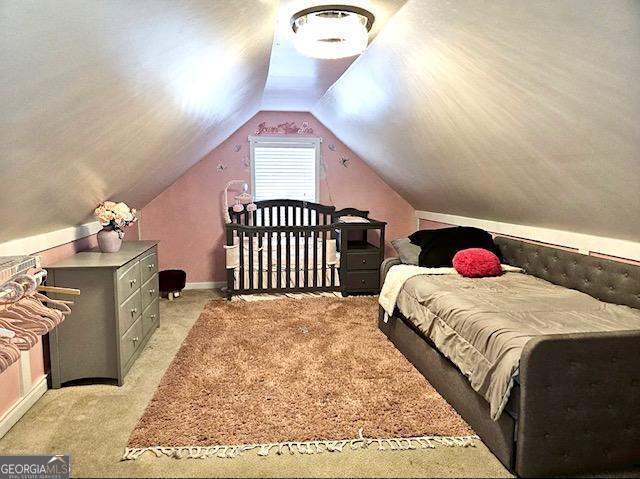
[8,301,58,332]
[0,317,38,350]
[0,281,24,304]
[31,292,71,316]
[0,338,21,373]
[0,327,21,373]
[0,307,51,336]
[7,274,61,331]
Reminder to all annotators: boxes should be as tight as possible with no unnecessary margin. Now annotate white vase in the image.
[97,228,124,253]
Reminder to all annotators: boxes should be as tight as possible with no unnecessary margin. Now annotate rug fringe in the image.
[122,429,479,461]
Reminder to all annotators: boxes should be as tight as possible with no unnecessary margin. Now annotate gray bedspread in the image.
[395,272,640,420]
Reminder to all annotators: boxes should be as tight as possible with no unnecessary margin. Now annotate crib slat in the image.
[313,229,318,287]
[284,205,289,226]
[276,230,282,289]
[258,231,263,290]
[330,264,335,287]
[226,227,235,299]
[285,229,291,289]
[267,232,273,289]
[304,231,309,287]
[248,232,254,290]
[321,230,326,287]
[239,230,245,291]
[295,230,300,288]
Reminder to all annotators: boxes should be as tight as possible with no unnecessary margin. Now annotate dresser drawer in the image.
[142,299,159,337]
[346,250,380,271]
[141,274,159,309]
[120,316,143,367]
[345,271,380,291]
[140,251,158,283]
[118,289,141,337]
[117,261,140,301]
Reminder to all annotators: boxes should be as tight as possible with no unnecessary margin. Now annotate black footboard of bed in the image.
[517,330,640,477]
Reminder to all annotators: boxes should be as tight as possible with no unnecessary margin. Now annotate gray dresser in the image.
[47,241,159,387]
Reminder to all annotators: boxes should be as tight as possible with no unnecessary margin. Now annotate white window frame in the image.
[249,136,322,203]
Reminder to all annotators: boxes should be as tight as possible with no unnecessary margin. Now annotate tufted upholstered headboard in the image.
[495,236,640,310]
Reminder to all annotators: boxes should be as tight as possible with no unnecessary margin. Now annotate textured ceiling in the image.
[313,0,640,241]
[0,0,278,242]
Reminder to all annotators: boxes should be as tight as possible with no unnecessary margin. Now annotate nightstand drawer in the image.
[346,251,380,271]
[345,271,380,291]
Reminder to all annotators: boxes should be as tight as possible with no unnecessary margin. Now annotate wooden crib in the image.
[225,200,342,299]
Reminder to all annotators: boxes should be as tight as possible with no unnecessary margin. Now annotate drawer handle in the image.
[148,264,155,269]
[362,259,367,264]
[150,314,156,319]
[149,289,156,295]
[132,337,139,344]
[129,279,137,286]
[361,279,366,284]
[130,308,137,316]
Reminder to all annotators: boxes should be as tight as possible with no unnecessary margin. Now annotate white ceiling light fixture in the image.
[291,4,375,59]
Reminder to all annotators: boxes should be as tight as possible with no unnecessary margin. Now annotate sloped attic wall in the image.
[0,0,278,243]
[313,0,640,241]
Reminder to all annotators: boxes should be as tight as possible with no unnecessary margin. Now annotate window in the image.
[250,136,320,202]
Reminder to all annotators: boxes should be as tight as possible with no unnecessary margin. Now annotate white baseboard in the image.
[184,281,226,290]
[415,210,640,262]
[0,375,48,439]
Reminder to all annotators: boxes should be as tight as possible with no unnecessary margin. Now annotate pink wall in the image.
[141,111,416,283]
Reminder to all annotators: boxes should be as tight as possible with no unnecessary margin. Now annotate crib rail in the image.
[228,199,336,228]
[225,223,339,298]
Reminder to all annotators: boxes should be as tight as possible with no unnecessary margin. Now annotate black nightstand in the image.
[333,208,386,296]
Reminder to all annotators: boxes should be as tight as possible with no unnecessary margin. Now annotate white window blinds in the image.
[251,137,319,202]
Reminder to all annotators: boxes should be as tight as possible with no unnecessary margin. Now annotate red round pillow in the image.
[452,248,502,278]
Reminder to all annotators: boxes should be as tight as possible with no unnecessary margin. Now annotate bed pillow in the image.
[453,248,503,277]
[410,226,501,267]
[391,238,421,265]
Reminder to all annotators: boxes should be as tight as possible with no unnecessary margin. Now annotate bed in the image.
[379,236,640,477]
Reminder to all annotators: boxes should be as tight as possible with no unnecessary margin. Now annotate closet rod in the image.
[37,286,81,296]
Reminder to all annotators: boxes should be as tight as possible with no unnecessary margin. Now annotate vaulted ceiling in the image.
[0,0,277,242]
[2,0,639,245]
[313,0,640,241]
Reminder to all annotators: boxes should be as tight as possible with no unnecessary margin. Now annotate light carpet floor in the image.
[126,297,474,459]
[0,291,514,477]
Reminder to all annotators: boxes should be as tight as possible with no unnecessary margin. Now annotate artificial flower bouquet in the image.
[94,201,137,234]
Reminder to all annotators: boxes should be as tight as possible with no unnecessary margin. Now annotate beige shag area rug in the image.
[125,296,476,460]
